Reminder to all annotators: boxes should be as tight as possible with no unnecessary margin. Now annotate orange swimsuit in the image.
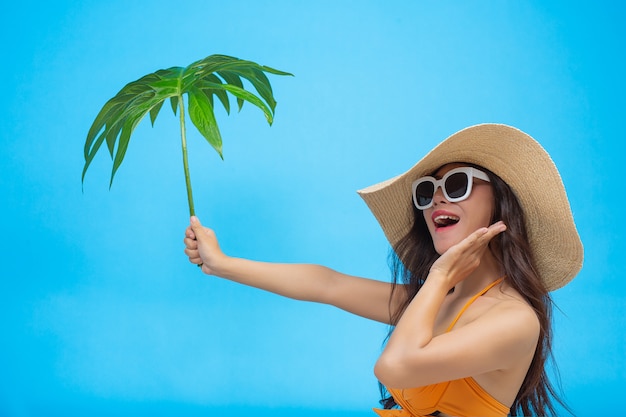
[374,278,510,417]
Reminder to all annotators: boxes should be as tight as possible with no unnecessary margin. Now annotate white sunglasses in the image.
[411,166,491,210]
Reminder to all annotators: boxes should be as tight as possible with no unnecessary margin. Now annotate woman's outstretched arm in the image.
[184,216,404,324]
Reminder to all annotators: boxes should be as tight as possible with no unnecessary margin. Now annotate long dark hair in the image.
[379,165,571,417]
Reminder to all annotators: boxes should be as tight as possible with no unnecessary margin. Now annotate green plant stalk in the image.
[178,94,196,217]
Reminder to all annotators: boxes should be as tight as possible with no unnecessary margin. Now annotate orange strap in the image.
[446,277,504,332]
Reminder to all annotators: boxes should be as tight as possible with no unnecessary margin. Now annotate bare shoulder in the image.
[468,286,542,402]
[483,284,541,342]
[454,283,540,339]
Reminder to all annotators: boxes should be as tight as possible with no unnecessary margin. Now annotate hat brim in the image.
[357,123,583,291]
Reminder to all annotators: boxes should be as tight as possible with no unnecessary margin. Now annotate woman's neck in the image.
[452,251,504,297]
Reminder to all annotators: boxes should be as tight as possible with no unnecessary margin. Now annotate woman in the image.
[183,124,583,417]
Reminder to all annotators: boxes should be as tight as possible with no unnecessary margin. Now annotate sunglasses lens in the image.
[444,172,470,199]
[415,181,435,207]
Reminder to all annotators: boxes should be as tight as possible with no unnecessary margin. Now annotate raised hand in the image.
[428,221,507,289]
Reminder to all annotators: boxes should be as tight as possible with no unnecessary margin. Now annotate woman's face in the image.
[422,163,495,255]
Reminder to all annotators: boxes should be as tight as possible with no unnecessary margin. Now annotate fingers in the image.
[482,221,507,244]
[184,217,203,266]
[469,221,507,245]
[488,220,507,234]
[184,235,197,248]
[429,221,508,286]
[189,216,218,244]
[446,221,506,262]
[184,216,220,270]
[187,255,203,265]
[190,216,205,238]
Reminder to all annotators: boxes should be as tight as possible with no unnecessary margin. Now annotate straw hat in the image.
[357,123,583,291]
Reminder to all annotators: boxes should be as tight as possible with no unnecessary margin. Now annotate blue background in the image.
[1,1,624,416]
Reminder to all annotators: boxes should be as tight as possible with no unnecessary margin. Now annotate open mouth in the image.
[433,214,460,229]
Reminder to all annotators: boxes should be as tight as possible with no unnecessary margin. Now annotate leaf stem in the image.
[179,94,196,216]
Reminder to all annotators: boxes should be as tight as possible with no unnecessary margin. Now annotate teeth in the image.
[434,215,460,226]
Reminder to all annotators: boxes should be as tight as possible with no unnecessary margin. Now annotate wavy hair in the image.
[379,164,571,417]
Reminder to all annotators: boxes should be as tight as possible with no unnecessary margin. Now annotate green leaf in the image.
[110,116,137,186]
[170,96,178,115]
[84,99,126,158]
[215,70,243,87]
[237,67,277,112]
[187,55,239,79]
[202,74,230,114]
[83,53,291,196]
[149,101,164,126]
[261,65,294,77]
[104,118,124,157]
[82,133,107,184]
[217,63,282,113]
[203,81,274,125]
[188,55,290,114]
[216,70,245,111]
[103,91,157,156]
[187,87,223,158]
